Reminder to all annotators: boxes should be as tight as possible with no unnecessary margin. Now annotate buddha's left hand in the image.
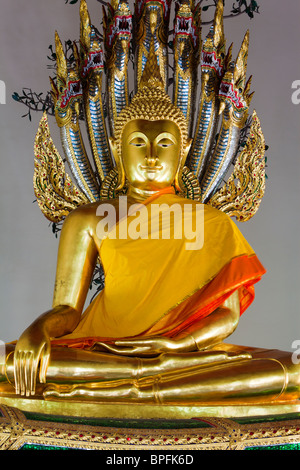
[96,335,193,356]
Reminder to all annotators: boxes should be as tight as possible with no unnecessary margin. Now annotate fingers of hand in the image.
[104,343,136,355]
[114,345,155,356]
[115,340,144,347]
[14,351,37,396]
[95,342,120,354]
[13,352,21,395]
[39,343,50,384]
[97,342,153,356]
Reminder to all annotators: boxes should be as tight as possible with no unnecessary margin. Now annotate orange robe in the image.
[54,191,265,348]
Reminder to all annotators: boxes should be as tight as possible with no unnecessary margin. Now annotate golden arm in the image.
[14,206,99,396]
[98,291,240,356]
[176,290,240,351]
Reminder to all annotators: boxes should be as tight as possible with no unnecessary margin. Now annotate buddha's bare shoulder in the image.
[63,198,120,225]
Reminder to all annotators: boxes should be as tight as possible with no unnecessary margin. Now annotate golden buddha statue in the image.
[1,0,299,418]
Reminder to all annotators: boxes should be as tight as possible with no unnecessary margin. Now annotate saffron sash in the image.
[53,192,266,348]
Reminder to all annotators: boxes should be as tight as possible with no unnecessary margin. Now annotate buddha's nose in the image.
[145,155,158,167]
[145,143,158,167]
[146,157,157,167]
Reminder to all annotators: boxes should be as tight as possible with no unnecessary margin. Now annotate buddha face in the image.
[120,119,182,193]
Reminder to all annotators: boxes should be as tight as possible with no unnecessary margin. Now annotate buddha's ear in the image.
[175,138,193,193]
[182,138,193,165]
[109,137,126,190]
[109,136,118,160]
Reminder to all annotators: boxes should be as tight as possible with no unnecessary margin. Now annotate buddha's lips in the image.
[201,51,223,78]
[60,80,82,108]
[140,164,163,171]
[219,81,244,109]
[81,50,104,77]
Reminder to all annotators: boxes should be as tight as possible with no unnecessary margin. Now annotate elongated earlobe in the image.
[183,138,193,164]
[109,137,125,190]
[175,138,193,193]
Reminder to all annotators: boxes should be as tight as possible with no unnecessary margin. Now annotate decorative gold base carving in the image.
[1,403,300,450]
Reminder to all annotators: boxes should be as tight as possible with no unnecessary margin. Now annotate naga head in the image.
[201,0,226,82]
[103,0,133,55]
[50,32,82,126]
[135,0,172,43]
[135,0,171,22]
[79,0,104,79]
[174,1,201,64]
[218,31,254,127]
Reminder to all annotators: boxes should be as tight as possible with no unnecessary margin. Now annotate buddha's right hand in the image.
[14,323,51,396]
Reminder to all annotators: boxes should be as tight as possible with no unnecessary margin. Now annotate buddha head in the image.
[108,39,192,198]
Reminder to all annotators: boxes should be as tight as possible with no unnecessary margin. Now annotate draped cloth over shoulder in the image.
[53,191,266,349]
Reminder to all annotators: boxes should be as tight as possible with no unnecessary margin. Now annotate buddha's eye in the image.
[129,138,146,147]
[157,139,174,148]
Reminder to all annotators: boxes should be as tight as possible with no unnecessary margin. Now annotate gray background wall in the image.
[0,0,299,353]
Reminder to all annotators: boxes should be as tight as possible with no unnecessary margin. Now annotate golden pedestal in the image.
[1,344,300,450]
[1,403,300,450]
